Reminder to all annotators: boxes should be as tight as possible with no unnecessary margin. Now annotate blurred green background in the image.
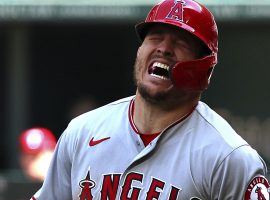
[0,0,269,199]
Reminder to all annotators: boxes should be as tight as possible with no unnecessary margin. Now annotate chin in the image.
[137,83,174,107]
[137,82,200,110]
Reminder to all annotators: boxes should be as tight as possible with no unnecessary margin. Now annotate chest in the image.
[70,130,206,200]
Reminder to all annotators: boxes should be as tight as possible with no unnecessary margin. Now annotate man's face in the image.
[134,24,202,108]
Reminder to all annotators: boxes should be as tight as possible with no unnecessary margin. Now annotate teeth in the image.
[153,62,169,71]
[150,74,168,80]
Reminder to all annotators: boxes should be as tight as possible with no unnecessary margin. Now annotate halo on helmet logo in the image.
[166,0,186,22]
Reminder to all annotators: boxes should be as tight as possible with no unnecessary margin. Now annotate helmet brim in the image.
[135,20,195,42]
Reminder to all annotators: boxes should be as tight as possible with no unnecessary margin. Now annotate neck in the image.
[133,91,198,135]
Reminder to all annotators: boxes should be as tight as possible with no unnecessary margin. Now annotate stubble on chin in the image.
[133,58,177,109]
[137,83,170,105]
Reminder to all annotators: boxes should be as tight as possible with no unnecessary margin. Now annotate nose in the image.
[156,37,174,58]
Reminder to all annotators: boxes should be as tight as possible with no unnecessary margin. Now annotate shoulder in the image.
[193,101,247,149]
[212,145,268,199]
[74,96,133,119]
[58,96,134,148]
[190,102,268,198]
[226,145,267,170]
[188,101,265,173]
[69,96,134,129]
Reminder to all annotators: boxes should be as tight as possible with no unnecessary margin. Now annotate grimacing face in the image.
[133,24,204,109]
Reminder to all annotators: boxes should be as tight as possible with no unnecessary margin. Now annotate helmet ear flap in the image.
[170,55,217,91]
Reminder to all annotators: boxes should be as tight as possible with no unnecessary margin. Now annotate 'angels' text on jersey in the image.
[78,171,181,200]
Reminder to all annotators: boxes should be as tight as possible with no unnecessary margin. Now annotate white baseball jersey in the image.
[31,96,269,200]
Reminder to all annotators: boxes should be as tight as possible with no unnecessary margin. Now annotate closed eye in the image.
[146,29,166,40]
[175,40,193,51]
[146,33,163,41]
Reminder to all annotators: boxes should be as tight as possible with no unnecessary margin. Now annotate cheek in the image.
[134,57,146,83]
[138,43,153,58]
[175,49,197,61]
[135,58,143,75]
[137,46,141,57]
[135,44,154,77]
[136,49,145,70]
[138,46,151,65]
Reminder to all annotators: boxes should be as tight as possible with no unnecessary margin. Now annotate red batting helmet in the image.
[135,0,218,91]
[19,127,57,154]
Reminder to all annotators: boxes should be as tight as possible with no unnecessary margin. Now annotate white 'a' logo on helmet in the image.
[166,0,186,22]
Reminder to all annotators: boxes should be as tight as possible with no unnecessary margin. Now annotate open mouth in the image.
[148,62,170,80]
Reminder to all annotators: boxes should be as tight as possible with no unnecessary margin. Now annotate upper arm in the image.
[210,145,269,200]
[32,127,74,200]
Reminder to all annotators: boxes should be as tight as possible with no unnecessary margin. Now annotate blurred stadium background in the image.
[0,0,269,199]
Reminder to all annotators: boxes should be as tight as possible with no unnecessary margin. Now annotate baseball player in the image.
[31,0,269,199]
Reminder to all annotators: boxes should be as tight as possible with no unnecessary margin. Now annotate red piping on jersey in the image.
[128,98,161,146]
[128,97,196,137]
[31,197,37,200]
[128,98,140,134]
